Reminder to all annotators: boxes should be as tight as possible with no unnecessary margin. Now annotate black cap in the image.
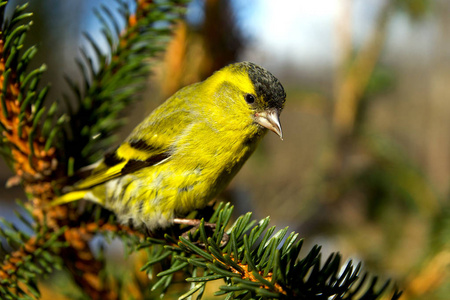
[235,61,286,111]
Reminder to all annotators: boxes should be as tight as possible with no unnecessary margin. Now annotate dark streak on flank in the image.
[138,201,144,213]
[119,177,130,206]
[179,185,193,193]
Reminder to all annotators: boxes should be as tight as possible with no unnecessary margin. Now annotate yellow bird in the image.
[54,62,286,229]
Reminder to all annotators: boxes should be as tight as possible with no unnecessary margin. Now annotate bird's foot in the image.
[174,218,229,247]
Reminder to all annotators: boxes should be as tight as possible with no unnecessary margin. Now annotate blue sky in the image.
[241,0,343,65]
[199,0,433,71]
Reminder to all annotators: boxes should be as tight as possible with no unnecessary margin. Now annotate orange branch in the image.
[0,27,56,203]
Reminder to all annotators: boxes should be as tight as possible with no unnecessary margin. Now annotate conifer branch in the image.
[0,204,144,299]
[139,203,403,299]
[0,2,57,203]
[0,206,68,299]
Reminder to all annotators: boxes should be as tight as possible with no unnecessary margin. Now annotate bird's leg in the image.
[173,218,229,247]
[173,218,216,228]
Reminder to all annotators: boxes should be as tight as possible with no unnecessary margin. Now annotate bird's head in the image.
[205,61,286,139]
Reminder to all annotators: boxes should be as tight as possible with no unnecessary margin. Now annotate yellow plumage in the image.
[54,62,286,229]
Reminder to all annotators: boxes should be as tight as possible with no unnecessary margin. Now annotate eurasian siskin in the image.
[54,61,286,229]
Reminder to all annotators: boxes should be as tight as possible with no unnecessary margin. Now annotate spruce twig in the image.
[0,206,67,299]
[140,203,403,299]
[0,1,56,204]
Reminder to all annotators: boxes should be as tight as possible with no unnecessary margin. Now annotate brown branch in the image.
[231,261,287,296]
[0,36,57,207]
[403,250,450,298]
[332,1,394,137]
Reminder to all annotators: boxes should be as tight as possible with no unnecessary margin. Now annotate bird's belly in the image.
[96,164,213,229]
[94,141,255,229]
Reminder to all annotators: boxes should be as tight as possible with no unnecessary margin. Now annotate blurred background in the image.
[1,0,450,299]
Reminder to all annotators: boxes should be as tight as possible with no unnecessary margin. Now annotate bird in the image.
[53,61,286,230]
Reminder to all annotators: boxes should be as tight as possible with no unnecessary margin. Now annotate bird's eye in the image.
[244,94,255,104]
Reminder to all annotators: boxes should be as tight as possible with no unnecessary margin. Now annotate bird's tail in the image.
[51,190,89,206]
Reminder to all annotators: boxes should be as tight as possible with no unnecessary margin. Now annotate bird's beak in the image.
[254,108,283,140]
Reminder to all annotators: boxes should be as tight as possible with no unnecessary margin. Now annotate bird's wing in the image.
[73,97,197,190]
[74,149,170,190]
